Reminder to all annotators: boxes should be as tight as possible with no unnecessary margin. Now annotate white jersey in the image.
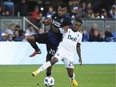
[59,28,82,55]
[54,28,82,68]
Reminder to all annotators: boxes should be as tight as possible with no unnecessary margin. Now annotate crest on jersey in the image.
[60,18,64,23]
[55,17,57,19]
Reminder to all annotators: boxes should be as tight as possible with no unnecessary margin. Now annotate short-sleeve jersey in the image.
[58,28,82,54]
[48,13,72,46]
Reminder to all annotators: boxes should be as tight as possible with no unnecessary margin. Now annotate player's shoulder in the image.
[63,14,72,22]
[77,31,82,37]
[64,13,71,18]
[68,28,72,31]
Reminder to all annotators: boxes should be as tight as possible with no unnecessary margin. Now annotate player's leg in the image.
[66,68,74,80]
[32,44,60,76]
[32,57,58,76]
[46,42,58,76]
[66,68,78,86]
[46,64,52,76]
[46,55,52,76]
[27,35,41,57]
[64,59,78,86]
[27,33,48,57]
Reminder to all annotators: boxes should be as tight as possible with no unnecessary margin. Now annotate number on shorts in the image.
[69,61,73,67]
[49,49,55,55]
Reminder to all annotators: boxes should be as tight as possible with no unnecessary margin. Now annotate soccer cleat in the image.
[29,50,42,57]
[71,79,79,86]
[32,71,39,76]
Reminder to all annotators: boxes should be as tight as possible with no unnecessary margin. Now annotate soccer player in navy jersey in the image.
[27,3,72,77]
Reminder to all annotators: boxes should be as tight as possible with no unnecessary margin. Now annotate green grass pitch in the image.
[0,64,115,87]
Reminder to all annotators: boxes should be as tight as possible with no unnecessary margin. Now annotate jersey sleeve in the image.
[59,28,65,34]
[78,33,82,43]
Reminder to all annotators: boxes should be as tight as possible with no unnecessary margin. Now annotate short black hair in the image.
[59,3,68,9]
[75,17,83,24]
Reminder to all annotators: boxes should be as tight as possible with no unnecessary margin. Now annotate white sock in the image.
[36,61,51,73]
[71,73,75,80]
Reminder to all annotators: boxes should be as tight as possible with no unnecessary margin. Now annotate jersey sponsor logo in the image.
[53,20,61,28]
[67,34,77,42]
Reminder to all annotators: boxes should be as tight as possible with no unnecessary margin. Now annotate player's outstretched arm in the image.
[76,43,82,65]
[43,18,52,26]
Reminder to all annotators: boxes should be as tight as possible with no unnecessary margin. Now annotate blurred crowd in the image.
[0,0,116,42]
[0,22,115,42]
[0,24,44,42]
[82,24,116,42]
[0,0,115,19]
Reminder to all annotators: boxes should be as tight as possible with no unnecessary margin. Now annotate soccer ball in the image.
[44,76,55,87]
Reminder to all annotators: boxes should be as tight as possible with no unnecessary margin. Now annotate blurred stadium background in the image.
[0,0,116,42]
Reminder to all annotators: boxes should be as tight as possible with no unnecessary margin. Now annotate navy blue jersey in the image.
[48,12,72,46]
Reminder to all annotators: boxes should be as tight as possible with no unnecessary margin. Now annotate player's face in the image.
[58,6,67,17]
[72,21,82,32]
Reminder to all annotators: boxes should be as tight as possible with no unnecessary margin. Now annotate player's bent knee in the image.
[27,36,35,42]
[50,57,58,65]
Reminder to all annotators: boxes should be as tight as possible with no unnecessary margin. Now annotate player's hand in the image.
[45,18,52,22]
[62,25,69,32]
[43,18,52,25]
[79,58,82,65]
[40,17,45,23]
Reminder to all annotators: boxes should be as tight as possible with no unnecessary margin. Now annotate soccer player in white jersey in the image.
[32,18,83,86]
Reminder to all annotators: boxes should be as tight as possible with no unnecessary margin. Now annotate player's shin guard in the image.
[70,73,75,80]
[72,73,75,80]
[36,61,52,73]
